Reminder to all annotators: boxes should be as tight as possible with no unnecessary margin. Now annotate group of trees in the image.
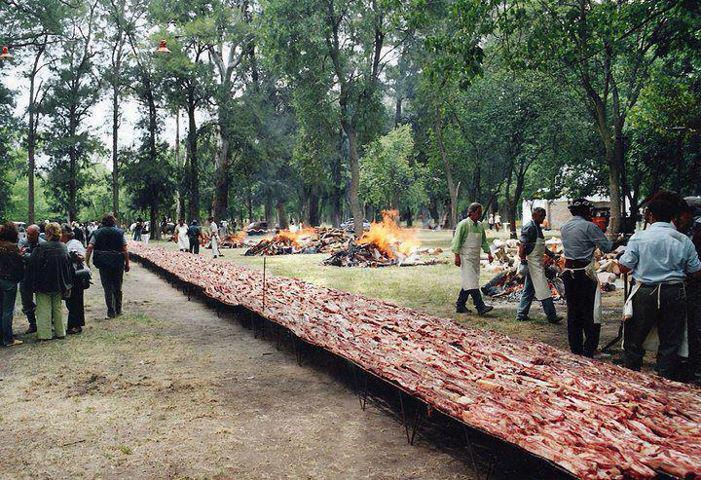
[0,0,699,237]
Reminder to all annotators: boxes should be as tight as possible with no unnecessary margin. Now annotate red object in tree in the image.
[155,40,171,54]
[0,46,13,60]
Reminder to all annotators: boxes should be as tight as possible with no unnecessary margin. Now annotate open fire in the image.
[325,210,445,267]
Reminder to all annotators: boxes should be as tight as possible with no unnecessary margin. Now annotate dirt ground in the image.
[0,262,491,480]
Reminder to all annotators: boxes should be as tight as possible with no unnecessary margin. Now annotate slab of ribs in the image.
[129,243,700,480]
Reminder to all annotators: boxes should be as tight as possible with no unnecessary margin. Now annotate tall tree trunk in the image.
[174,110,186,219]
[186,101,199,221]
[246,185,253,223]
[394,97,403,126]
[111,81,120,217]
[276,200,288,229]
[428,197,439,225]
[341,117,364,237]
[212,130,230,222]
[264,195,274,226]
[308,192,320,226]
[26,42,46,225]
[434,105,458,229]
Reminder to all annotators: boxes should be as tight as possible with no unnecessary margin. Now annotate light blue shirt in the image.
[619,222,701,284]
[561,216,613,261]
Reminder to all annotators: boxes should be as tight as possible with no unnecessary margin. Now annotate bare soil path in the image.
[1,262,480,480]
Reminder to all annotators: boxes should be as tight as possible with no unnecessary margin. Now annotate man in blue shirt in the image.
[619,198,701,379]
[560,199,614,357]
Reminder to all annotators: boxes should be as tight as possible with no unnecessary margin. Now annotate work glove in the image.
[517,260,528,276]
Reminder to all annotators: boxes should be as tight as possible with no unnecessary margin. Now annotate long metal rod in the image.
[262,256,267,312]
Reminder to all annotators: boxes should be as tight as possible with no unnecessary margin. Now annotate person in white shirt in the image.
[175,219,190,252]
[208,216,221,258]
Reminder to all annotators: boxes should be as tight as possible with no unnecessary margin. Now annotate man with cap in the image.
[451,202,494,316]
[516,207,562,324]
[619,197,701,379]
[560,198,613,357]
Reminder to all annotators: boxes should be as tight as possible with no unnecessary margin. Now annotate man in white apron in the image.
[560,199,613,357]
[175,219,190,252]
[208,216,221,259]
[451,203,494,315]
[516,207,562,324]
[619,197,701,379]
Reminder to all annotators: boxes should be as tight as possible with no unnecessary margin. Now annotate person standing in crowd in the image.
[133,218,144,242]
[86,214,129,319]
[25,222,73,341]
[72,221,86,246]
[175,219,190,252]
[209,216,221,259]
[0,223,25,347]
[188,220,201,255]
[674,202,701,384]
[451,202,494,316]
[560,199,614,357]
[619,198,701,379]
[142,221,150,245]
[61,224,88,335]
[516,207,562,324]
[18,224,45,334]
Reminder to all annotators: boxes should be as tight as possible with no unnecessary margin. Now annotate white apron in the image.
[622,283,688,357]
[527,237,551,301]
[459,227,483,290]
[176,225,190,250]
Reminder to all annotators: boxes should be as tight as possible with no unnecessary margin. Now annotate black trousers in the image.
[624,284,686,379]
[188,237,199,254]
[99,268,124,318]
[456,289,486,311]
[66,286,85,328]
[563,270,599,357]
[688,281,701,382]
[19,280,37,327]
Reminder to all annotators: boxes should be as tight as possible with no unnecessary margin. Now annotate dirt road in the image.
[1,262,480,480]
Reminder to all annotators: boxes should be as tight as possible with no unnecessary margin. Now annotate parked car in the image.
[340,218,371,232]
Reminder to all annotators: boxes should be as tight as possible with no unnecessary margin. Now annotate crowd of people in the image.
[451,193,701,385]
[132,216,224,258]
[0,214,129,347]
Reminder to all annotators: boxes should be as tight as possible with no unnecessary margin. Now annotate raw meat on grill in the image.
[128,243,701,480]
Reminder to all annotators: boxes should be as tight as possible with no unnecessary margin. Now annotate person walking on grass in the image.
[209,216,222,259]
[515,207,563,324]
[0,222,25,347]
[25,222,73,341]
[451,202,494,316]
[86,214,129,319]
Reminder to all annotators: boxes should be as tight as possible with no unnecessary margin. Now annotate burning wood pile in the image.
[129,241,701,480]
[324,210,446,267]
[221,231,248,249]
[243,227,352,256]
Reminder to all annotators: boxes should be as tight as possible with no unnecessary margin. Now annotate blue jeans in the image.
[0,279,18,345]
[516,272,557,321]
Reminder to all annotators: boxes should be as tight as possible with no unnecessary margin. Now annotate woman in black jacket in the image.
[26,222,73,341]
[0,222,25,347]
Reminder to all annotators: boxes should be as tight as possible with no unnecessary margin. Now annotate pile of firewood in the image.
[243,227,353,256]
[324,242,448,268]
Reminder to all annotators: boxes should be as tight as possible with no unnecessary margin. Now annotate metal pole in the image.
[263,256,267,312]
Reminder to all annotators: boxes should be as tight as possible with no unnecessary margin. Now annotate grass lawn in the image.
[147,227,603,349]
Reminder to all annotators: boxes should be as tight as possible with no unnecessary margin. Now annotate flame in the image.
[272,226,318,248]
[357,210,420,258]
